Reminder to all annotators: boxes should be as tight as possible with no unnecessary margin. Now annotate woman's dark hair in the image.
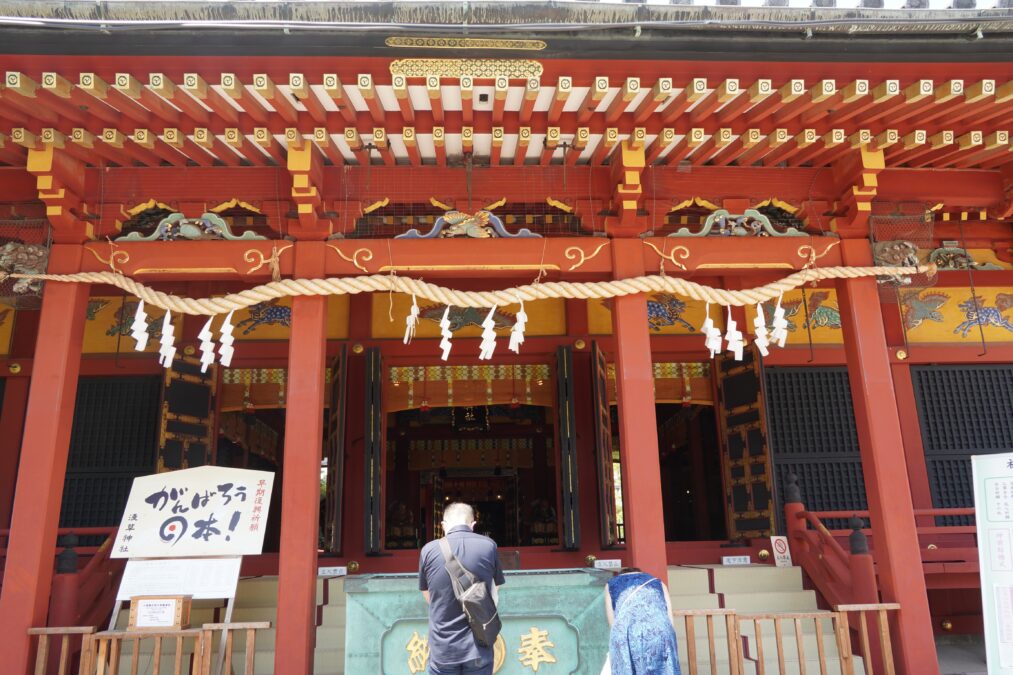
[618,566,642,575]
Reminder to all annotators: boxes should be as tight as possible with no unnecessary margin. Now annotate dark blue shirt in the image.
[418,526,506,666]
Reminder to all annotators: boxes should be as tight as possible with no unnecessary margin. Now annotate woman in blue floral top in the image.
[603,568,681,675]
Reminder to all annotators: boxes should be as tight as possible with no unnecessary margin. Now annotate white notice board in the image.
[117,557,242,602]
[972,453,1013,675]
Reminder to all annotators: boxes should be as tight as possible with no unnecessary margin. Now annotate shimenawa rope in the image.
[0,263,935,316]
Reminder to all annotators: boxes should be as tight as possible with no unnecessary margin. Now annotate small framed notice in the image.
[128,595,192,630]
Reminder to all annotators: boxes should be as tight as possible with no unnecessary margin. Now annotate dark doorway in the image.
[385,404,558,549]
[657,404,727,541]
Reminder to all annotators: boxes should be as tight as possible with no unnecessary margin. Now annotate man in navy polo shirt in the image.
[419,502,506,675]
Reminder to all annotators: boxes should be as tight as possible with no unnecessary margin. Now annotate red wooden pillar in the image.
[836,239,938,675]
[0,245,87,675]
[0,376,30,528]
[274,242,328,675]
[610,238,667,581]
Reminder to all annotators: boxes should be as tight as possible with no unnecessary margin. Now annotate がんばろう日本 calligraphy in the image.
[112,466,275,558]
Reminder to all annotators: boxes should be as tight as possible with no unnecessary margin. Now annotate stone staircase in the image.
[668,564,866,675]
[113,576,347,674]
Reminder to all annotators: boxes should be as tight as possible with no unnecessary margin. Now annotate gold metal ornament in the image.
[389,58,543,79]
[643,241,690,271]
[328,245,374,274]
[758,549,770,561]
[564,242,610,272]
[347,560,360,573]
[8,363,21,374]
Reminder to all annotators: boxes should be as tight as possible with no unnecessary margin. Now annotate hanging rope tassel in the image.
[753,302,770,357]
[509,297,527,354]
[725,306,746,361]
[439,306,453,361]
[700,302,723,358]
[130,299,150,352]
[769,292,789,348]
[197,316,216,373]
[403,293,420,344]
[158,310,176,368]
[218,310,236,367]
[479,306,498,360]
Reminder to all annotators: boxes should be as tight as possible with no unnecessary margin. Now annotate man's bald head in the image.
[442,502,476,529]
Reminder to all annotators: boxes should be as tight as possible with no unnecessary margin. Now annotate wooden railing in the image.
[28,627,96,675]
[670,605,900,675]
[29,622,271,675]
[672,609,741,675]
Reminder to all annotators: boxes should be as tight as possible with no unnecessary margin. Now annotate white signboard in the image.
[770,536,794,568]
[133,598,182,628]
[117,557,242,601]
[721,555,751,566]
[973,453,1013,675]
[318,566,348,578]
[593,559,622,570]
[112,466,275,558]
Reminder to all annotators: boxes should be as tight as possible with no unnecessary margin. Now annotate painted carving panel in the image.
[900,287,1013,343]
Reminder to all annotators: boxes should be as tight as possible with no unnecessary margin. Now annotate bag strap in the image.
[438,537,475,591]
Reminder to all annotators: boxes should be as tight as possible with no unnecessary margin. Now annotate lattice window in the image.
[913,365,1013,525]
[765,367,866,531]
[60,377,161,529]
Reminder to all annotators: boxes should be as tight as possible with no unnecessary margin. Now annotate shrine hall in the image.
[0,1,1010,674]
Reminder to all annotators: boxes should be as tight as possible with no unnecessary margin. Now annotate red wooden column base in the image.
[275,242,328,675]
[611,239,667,582]
[0,246,88,675]
[836,239,938,675]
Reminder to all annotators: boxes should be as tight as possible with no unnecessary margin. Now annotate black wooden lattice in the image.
[912,365,1013,525]
[60,376,161,529]
[764,367,867,532]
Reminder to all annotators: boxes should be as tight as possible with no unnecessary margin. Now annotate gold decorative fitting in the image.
[385,36,546,51]
[352,344,364,355]
[362,198,390,215]
[583,554,597,567]
[564,241,609,272]
[643,241,690,271]
[85,243,130,273]
[347,560,360,573]
[210,198,262,214]
[389,59,543,79]
[669,196,720,213]
[758,550,770,561]
[574,339,586,350]
[545,197,573,213]
[896,349,909,361]
[183,346,196,356]
[8,363,21,374]
[328,245,373,274]
[798,241,841,269]
[245,244,293,282]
